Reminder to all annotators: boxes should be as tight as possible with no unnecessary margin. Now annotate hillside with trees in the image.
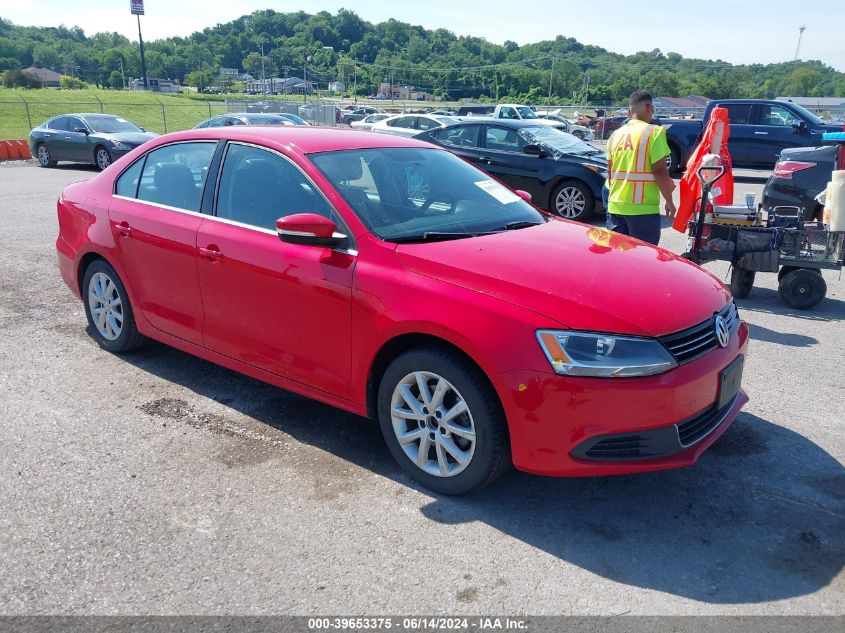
[1,9,844,103]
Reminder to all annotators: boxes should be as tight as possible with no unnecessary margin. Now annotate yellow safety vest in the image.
[606,120,669,215]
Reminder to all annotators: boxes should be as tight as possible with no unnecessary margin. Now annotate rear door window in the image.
[723,104,752,125]
[136,142,216,211]
[49,117,69,131]
[115,159,144,198]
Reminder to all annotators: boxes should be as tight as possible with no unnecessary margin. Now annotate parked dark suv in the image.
[762,145,836,220]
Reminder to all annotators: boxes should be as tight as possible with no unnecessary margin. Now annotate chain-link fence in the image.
[0,97,230,140]
[225,98,341,126]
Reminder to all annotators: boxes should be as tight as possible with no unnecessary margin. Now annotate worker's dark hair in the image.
[629,90,653,108]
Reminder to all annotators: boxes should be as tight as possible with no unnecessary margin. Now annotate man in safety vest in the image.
[606,91,676,245]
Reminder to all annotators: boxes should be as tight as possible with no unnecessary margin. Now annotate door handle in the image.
[754,131,768,135]
[115,222,132,237]
[479,156,493,163]
[198,245,223,262]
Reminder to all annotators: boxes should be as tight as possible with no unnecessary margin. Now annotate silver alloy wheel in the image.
[37,145,50,166]
[96,148,111,170]
[390,371,477,478]
[555,186,587,218]
[87,272,123,341]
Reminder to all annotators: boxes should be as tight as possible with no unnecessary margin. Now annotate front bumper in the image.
[497,321,749,477]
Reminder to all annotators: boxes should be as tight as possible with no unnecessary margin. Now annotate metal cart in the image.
[685,164,845,310]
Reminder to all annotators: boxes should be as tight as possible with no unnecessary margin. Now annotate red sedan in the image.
[56,127,748,494]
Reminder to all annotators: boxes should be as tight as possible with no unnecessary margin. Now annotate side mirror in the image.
[523,144,546,157]
[276,213,347,248]
[74,127,89,134]
[790,119,806,131]
[515,190,532,203]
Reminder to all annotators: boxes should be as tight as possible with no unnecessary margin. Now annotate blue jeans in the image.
[606,212,662,245]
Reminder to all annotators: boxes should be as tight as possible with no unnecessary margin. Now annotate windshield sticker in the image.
[475,180,520,204]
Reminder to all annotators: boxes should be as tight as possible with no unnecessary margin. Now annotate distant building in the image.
[22,65,61,88]
[129,78,181,93]
[328,81,346,93]
[377,83,429,100]
[777,96,845,119]
[219,67,252,82]
[219,67,239,77]
[245,76,314,94]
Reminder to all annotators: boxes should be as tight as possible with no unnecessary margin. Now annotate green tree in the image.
[108,69,123,89]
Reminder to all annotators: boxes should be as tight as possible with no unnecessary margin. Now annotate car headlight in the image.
[536,330,677,378]
[111,141,132,150]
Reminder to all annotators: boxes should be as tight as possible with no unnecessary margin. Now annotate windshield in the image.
[85,116,142,134]
[516,107,538,119]
[246,115,287,125]
[788,103,825,126]
[519,125,598,157]
[311,147,545,242]
[279,113,308,125]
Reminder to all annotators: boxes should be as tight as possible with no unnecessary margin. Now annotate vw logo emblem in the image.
[715,315,730,348]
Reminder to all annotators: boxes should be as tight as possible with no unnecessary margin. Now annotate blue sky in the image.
[5,0,845,71]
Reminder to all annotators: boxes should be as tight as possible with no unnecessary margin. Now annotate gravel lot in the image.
[0,162,843,615]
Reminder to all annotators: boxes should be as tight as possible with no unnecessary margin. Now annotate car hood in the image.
[93,132,158,145]
[395,221,730,337]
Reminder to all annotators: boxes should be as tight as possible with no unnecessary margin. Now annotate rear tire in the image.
[550,180,595,222]
[729,267,755,299]
[778,265,821,282]
[377,346,510,495]
[778,268,826,310]
[82,259,145,352]
[36,143,56,168]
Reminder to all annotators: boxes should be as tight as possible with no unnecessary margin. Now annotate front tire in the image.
[36,143,56,168]
[377,346,510,495]
[729,267,755,299]
[82,259,145,352]
[94,146,112,171]
[551,180,595,222]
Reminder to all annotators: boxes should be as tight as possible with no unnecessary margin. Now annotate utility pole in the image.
[794,25,806,61]
[136,13,148,90]
[304,55,312,103]
[260,40,267,94]
[547,56,556,113]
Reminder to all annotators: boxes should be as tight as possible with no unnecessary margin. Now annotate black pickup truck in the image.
[658,99,841,172]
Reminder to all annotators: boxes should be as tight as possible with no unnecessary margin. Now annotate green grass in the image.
[0,88,230,139]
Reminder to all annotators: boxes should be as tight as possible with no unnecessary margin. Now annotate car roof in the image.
[449,118,547,128]
[147,127,438,154]
[56,113,122,119]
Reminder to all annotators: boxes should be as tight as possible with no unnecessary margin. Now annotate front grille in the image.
[584,434,645,459]
[660,302,738,364]
[677,397,736,447]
